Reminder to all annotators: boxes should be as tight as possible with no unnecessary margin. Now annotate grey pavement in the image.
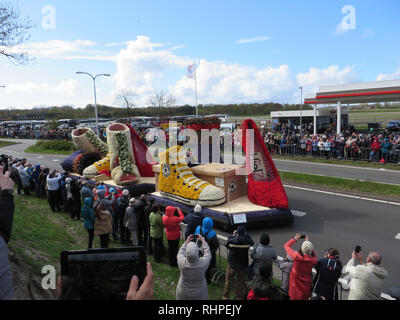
[0,139,66,170]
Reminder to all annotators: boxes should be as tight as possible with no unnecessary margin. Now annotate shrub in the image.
[33,140,76,152]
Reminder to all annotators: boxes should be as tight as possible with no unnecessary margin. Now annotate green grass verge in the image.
[10,193,247,300]
[25,140,77,155]
[0,140,20,148]
[272,154,400,171]
[279,171,400,198]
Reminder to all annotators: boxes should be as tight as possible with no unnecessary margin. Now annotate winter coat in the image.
[81,198,95,230]
[124,205,139,232]
[163,206,184,240]
[225,234,254,270]
[149,211,164,239]
[194,217,220,267]
[176,241,211,300]
[31,165,41,184]
[343,258,388,300]
[115,195,129,216]
[277,257,293,294]
[80,186,94,203]
[184,210,204,239]
[18,167,30,188]
[134,200,146,229]
[94,210,113,236]
[0,190,14,244]
[251,244,277,278]
[94,189,115,215]
[312,256,343,300]
[284,238,317,300]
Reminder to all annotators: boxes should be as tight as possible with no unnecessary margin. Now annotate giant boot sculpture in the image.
[107,123,140,186]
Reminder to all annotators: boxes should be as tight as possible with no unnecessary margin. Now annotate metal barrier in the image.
[272,144,400,164]
[211,247,225,285]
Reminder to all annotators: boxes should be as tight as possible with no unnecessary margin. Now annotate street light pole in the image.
[76,72,110,136]
[299,86,303,134]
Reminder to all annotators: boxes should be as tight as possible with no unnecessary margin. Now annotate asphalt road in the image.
[274,158,400,186]
[217,186,400,294]
[0,139,66,170]
[1,139,399,295]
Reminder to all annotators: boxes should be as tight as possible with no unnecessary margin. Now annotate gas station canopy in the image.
[304,79,400,134]
[305,79,400,105]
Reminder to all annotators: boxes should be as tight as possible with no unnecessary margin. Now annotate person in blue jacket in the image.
[81,197,95,249]
[194,217,220,284]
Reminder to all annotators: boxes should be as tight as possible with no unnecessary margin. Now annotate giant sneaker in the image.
[158,145,226,207]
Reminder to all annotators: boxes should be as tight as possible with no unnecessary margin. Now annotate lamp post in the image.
[76,72,110,136]
[299,86,303,134]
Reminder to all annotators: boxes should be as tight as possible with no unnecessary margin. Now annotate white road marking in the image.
[395,233,400,240]
[275,158,400,174]
[52,159,60,162]
[284,184,400,206]
[37,156,44,159]
[291,210,308,217]
[279,169,400,187]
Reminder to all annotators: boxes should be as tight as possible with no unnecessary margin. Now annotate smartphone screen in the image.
[60,247,147,300]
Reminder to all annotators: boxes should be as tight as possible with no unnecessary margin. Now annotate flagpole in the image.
[195,62,198,117]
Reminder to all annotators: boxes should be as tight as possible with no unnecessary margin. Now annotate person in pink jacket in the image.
[163,206,184,267]
[284,234,317,300]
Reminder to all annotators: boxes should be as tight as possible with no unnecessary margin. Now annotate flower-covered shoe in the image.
[158,145,226,207]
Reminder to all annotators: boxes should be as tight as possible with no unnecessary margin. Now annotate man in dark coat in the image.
[144,197,155,254]
[134,194,147,248]
[183,204,203,240]
[223,225,254,300]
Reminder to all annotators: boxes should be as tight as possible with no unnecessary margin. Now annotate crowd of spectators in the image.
[262,123,400,163]
[0,150,398,301]
[0,127,73,140]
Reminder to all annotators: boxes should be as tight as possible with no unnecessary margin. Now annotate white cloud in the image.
[1,79,81,108]
[112,36,191,98]
[0,39,115,61]
[376,68,400,81]
[169,60,295,105]
[236,36,271,44]
[297,65,356,99]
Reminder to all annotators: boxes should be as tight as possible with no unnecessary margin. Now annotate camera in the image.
[355,245,362,253]
[300,234,306,239]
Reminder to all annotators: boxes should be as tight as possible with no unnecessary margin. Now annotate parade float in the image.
[63,118,293,231]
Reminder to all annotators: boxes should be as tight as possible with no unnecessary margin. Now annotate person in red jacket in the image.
[163,206,184,267]
[284,234,317,300]
[370,137,381,162]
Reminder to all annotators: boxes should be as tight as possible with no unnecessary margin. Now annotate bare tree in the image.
[115,89,137,120]
[148,90,176,109]
[0,1,32,65]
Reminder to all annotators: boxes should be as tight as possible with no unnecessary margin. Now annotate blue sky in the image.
[1,0,400,109]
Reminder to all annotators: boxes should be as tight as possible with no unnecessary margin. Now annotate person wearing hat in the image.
[284,234,317,300]
[183,204,204,240]
[223,225,254,300]
[80,180,94,203]
[124,198,139,246]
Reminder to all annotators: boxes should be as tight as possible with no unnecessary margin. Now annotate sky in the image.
[1,0,400,109]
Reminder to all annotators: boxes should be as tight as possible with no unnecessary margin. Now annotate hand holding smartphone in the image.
[60,247,147,300]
